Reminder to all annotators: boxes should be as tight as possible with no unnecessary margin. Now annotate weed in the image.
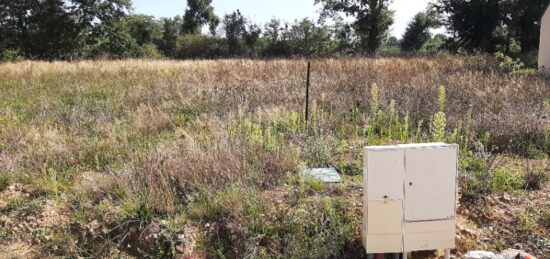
[0,174,10,191]
[541,209,550,228]
[491,168,523,193]
[515,211,538,233]
[522,161,549,191]
[1,198,38,214]
[305,179,327,192]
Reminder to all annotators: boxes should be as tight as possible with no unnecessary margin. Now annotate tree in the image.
[504,0,548,54]
[263,19,291,57]
[243,23,262,55]
[182,0,219,35]
[331,14,355,54]
[315,0,394,53]
[159,16,183,56]
[93,20,140,58]
[401,10,439,52]
[0,0,131,59]
[27,0,79,59]
[435,0,505,53]
[123,15,162,46]
[288,19,333,56]
[222,10,246,55]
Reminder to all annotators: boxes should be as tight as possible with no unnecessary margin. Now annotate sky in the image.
[132,0,435,38]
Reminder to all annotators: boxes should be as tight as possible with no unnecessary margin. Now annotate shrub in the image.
[0,174,10,191]
[491,168,523,193]
[0,49,23,62]
[459,157,493,197]
[522,162,549,191]
[176,34,226,59]
[139,43,163,59]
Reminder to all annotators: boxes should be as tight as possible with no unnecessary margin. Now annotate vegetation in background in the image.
[401,9,440,52]
[1,0,547,60]
[0,57,548,257]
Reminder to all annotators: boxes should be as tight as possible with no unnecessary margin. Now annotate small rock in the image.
[465,251,504,259]
[501,193,511,202]
[501,249,538,259]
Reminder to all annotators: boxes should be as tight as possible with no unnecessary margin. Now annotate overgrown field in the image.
[0,56,549,258]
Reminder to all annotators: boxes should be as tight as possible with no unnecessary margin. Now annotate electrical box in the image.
[363,143,458,254]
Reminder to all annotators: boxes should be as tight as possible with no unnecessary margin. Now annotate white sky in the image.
[132,0,437,38]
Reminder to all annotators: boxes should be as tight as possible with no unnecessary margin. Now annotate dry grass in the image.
[0,55,548,258]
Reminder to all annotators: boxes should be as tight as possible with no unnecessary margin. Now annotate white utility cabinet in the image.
[363,143,458,254]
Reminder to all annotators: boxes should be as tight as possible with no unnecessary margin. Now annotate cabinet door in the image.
[404,146,457,221]
[366,200,404,253]
[366,148,405,200]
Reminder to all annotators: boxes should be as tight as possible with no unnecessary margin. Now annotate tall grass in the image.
[0,56,548,257]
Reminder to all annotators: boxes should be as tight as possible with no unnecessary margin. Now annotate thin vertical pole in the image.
[305,62,311,132]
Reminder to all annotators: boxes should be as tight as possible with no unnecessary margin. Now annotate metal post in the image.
[305,62,311,132]
[444,249,450,259]
[403,252,408,259]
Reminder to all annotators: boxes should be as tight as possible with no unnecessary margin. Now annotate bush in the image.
[176,34,227,59]
[138,43,163,59]
[459,157,493,197]
[0,49,23,62]
[523,169,549,191]
[492,168,523,193]
[460,159,525,196]
[0,174,10,191]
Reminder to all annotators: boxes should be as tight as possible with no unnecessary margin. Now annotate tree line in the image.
[0,0,548,61]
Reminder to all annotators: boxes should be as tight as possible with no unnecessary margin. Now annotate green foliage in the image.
[0,198,38,214]
[492,168,523,193]
[305,139,333,167]
[460,156,528,197]
[430,86,447,142]
[436,0,547,54]
[515,211,538,232]
[438,85,446,112]
[123,200,154,223]
[191,184,360,258]
[315,0,394,53]
[522,162,549,191]
[0,0,131,60]
[182,0,220,35]
[305,179,328,192]
[542,209,550,228]
[0,174,10,191]
[0,49,23,62]
[431,112,446,142]
[124,15,163,46]
[223,10,247,55]
[401,11,439,52]
[158,16,183,56]
[369,83,379,118]
[459,157,493,197]
[139,43,163,59]
[288,19,335,56]
[176,34,225,59]
[504,0,548,54]
[420,34,448,53]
